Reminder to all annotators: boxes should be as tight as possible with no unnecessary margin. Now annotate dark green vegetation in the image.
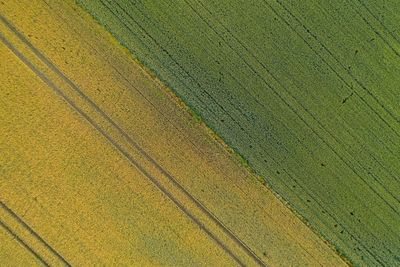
[78,0,400,265]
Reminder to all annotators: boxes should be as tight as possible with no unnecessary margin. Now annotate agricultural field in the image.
[0,1,348,266]
[77,0,400,266]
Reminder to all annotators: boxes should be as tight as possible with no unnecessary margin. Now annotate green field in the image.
[78,1,400,265]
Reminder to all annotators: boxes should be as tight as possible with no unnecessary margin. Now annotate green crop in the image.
[78,1,400,265]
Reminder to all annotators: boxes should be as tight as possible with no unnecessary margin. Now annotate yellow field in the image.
[0,1,347,266]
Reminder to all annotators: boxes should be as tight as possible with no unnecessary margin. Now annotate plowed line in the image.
[0,201,70,266]
[0,219,49,267]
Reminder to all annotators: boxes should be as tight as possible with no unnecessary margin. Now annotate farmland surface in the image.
[0,1,347,266]
[78,0,400,266]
